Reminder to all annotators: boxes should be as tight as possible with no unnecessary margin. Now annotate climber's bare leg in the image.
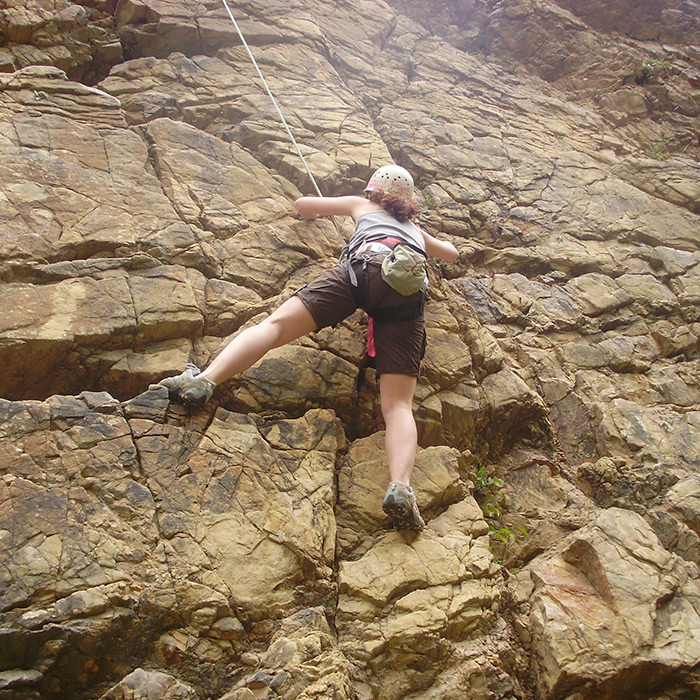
[379,373,418,486]
[201,297,318,385]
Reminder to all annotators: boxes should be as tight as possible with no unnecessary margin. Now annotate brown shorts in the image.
[294,260,426,377]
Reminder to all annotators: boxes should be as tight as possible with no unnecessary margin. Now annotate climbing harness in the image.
[219,0,345,246]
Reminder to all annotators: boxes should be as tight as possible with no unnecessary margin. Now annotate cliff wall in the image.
[1,1,700,699]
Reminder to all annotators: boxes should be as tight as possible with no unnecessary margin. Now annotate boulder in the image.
[517,508,700,699]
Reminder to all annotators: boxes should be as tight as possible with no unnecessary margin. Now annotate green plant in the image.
[645,136,671,160]
[474,465,502,491]
[424,192,437,210]
[640,62,655,83]
[474,467,530,565]
[638,58,673,85]
[474,466,508,518]
[468,51,489,63]
[489,525,529,545]
[487,524,530,567]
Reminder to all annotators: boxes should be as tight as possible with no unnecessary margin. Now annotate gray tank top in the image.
[348,210,426,254]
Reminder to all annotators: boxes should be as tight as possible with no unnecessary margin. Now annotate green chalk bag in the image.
[381,243,427,296]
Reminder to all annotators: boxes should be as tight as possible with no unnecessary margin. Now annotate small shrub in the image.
[637,58,673,85]
[474,466,529,566]
[474,466,508,518]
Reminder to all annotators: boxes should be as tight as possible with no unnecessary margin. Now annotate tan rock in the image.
[520,346,575,404]
[337,498,498,699]
[665,476,700,534]
[422,325,472,385]
[615,273,678,313]
[336,432,466,553]
[0,276,135,344]
[146,407,341,614]
[524,508,700,698]
[0,392,347,695]
[597,334,659,373]
[0,69,198,271]
[94,338,193,401]
[2,1,700,698]
[227,343,359,420]
[238,607,352,700]
[0,2,122,82]
[144,117,291,227]
[0,268,204,399]
[491,273,584,329]
[204,279,265,336]
[595,397,676,458]
[671,260,700,308]
[648,363,700,407]
[560,340,607,370]
[101,668,198,700]
[100,48,392,189]
[479,367,552,458]
[613,156,700,213]
[598,87,648,122]
[649,246,698,277]
[564,273,632,317]
[651,321,699,357]
[0,394,155,614]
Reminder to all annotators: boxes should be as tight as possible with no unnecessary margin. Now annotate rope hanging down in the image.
[220,0,345,243]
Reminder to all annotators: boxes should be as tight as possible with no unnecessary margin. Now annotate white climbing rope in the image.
[219,0,345,243]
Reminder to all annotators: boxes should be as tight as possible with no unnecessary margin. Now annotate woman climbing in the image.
[159,164,459,531]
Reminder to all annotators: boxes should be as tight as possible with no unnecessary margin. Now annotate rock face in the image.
[1,1,699,699]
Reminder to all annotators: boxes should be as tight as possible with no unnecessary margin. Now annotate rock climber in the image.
[159,165,459,531]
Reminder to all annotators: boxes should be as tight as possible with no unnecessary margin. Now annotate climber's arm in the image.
[294,195,374,221]
[420,228,459,262]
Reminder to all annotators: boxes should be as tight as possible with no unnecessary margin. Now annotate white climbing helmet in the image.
[364,164,414,199]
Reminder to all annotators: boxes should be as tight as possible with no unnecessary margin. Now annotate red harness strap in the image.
[367,317,376,357]
[362,238,401,358]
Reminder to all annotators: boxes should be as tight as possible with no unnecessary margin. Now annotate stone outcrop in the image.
[512,508,700,699]
[1,1,699,699]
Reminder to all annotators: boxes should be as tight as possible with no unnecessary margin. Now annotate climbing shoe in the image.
[158,363,215,408]
[382,481,425,531]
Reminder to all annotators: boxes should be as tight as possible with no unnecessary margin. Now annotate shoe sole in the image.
[383,495,425,531]
[382,496,409,520]
[161,386,210,409]
[180,391,210,409]
[393,517,424,532]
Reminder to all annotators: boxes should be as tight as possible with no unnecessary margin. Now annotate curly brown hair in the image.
[367,190,419,223]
